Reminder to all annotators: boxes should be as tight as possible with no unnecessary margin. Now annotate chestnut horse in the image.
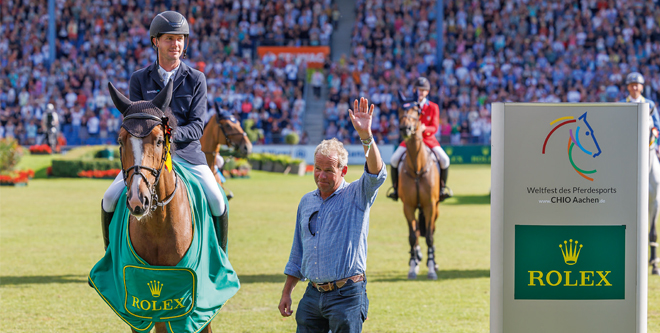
[96,81,222,333]
[397,91,442,280]
[200,106,252,189]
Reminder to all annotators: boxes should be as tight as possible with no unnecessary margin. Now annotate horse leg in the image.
[404,204,420,279]
[424,205,438,280]
[201,321,213,333]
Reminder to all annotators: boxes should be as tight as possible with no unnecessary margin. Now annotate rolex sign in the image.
[514,225,625,300]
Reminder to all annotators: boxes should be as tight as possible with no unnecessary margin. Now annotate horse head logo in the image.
[542,112,602,181]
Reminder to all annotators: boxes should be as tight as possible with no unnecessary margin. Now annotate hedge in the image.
[51,146,122,177]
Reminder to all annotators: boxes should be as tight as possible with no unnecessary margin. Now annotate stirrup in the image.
[386,187,398,201]
[226,190,234,201]
[439,186,453,202]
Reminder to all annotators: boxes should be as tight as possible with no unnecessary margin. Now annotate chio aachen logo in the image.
[542,112,602,181]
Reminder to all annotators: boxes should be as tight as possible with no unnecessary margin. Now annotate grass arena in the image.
[2,155,660,332]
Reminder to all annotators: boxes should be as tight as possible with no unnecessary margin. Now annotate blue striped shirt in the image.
[284,164,387,283]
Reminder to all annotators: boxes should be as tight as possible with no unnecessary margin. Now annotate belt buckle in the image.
[315,282,329,292]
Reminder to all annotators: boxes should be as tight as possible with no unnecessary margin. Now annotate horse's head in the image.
[109,80,177,218]
[397,90,422,140]
[575,112,602,158]
[215,102,252,157]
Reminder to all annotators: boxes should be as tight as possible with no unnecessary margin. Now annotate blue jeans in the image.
[296,279,368,333]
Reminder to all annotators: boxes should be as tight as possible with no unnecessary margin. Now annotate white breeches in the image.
[102,156,226,216]
[215,154,225,170]
[650,149,660,224]
[390,145,450,169]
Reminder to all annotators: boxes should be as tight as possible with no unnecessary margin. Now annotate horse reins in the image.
[120,113,179,211]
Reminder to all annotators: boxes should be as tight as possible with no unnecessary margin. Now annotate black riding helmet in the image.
[149,11,190,58]
[414,77,430,90]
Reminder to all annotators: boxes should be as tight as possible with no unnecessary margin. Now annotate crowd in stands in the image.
[5,0,660,148]
[321,0,660,146]
[0,0,335,146]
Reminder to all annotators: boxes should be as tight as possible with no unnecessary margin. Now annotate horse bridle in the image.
[218,119,247,150]
[400,108,421,137]
[120,113,178,211]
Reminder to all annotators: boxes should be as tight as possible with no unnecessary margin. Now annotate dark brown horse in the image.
[397,91,442,280]
[109,81,213,333]
[200,107,252,190]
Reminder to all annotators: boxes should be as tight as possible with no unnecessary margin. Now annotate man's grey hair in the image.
[314,138,348,168]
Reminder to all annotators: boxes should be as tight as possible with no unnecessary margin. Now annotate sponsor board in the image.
[491,103,648,333]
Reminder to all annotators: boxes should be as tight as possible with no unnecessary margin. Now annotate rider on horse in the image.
[101,11,229,253]
[387,77,452,202]
[620,72,660,274]
[42,103,59,152]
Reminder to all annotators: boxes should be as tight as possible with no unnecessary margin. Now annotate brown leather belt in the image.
[311,274,364,293]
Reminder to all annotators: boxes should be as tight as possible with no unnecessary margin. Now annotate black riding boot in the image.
[387,166,399,201]
[439,167,453,202]
[213,209,229,254]
[101,200,113,250]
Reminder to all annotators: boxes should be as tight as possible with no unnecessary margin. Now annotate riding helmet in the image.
[414,77,431,90]
[149,11,190,48]
[626,72,644,85]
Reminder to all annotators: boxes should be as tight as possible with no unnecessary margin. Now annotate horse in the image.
[396,91,442,280]
[89,80,239,333]
[542,112,602,181]
[200,104,252,196]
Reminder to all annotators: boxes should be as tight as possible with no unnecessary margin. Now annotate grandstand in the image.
[2,0,660,147]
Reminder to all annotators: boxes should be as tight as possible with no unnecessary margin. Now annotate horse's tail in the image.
[418,209,427,238]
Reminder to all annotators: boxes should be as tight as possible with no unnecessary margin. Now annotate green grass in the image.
[1,161,659,332]
[15,152,56,178]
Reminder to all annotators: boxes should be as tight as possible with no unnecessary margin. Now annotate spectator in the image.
[312,70,324,99]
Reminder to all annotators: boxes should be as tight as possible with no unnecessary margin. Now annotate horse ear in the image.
[398,90,406,104]
[108,82,132,115]
[214,101,222,115]
[152,79,173,111]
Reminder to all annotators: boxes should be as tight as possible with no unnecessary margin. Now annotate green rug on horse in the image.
[89,161,240,332]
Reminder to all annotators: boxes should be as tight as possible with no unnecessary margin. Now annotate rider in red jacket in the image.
[387,77,452,201]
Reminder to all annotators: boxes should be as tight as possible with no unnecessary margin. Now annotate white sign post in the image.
[491,103,648,333]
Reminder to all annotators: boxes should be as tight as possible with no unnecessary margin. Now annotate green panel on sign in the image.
[443,145,491,164]
[515,225,625,300]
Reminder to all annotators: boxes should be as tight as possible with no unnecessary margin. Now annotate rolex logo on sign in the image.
[559,239,583,265]
[147,280,163,298]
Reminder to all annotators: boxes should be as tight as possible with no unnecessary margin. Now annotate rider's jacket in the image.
[130,61,208,165]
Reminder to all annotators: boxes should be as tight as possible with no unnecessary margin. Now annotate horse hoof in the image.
[653,268,660,275]
[428,271,438,280]
[408,272,417,279]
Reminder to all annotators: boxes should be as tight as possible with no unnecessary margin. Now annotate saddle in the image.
[399,147,441,176]
[399,147,449,201]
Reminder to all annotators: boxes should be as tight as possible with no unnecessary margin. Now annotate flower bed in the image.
[77,169,121,179]
[223,157,251,178]
[29,144,59,154]
[228,168,250,178]
[0,169,34,186]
